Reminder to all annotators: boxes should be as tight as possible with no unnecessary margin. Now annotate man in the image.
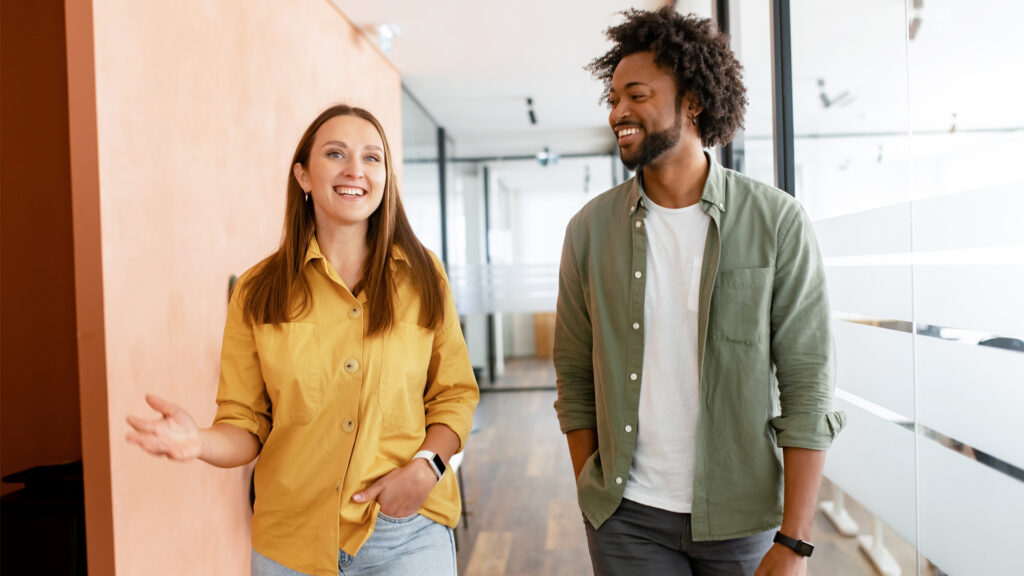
[553,8,845,576]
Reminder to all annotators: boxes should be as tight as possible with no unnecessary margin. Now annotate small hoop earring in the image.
[690,116,698,126]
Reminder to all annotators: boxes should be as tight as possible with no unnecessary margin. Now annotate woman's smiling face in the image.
[294,114,387,233]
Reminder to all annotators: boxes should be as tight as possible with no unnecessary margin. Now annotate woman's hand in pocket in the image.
[352,459,439,518]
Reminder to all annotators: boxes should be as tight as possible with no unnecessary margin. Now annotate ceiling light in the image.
[377,24,400,55]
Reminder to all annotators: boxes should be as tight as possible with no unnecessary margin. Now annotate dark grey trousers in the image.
[584,498,774,576]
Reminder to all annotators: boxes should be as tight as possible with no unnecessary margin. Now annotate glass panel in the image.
[911,183,1023,253]
[824,265,913,320]
[914,264,1024,337]
[400,88,442,255]
[917,336,1024,469]
[824,398,917,545]
[790,0,912,218]
[906,2,1024,569]
[813,203,912,258]
[918,440,1024,575]
[834,321,914,418]
[728,0,774,181]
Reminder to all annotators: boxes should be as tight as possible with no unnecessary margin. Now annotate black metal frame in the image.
[437,126,449,264]
[482,165,497,384]
[770,0,796,196]
[714,0,736,171]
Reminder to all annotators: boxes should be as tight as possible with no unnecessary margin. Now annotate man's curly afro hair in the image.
[587,7,747,148]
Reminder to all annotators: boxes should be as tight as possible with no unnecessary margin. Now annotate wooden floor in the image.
[455,357,935,576]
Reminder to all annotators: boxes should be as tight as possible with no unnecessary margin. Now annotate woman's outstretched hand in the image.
[126,394,203,461]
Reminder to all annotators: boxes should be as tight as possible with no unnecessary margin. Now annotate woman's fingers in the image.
[145,394,179,417]
[125,414,159,433]
[126,429,169,456]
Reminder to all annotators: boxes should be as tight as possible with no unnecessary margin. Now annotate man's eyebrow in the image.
[609,81,653,94]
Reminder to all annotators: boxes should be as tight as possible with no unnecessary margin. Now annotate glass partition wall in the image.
[401,87,443,256]
[446,155,615,388]
[728,1,1024,574]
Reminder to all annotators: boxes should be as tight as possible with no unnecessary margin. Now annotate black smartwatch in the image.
[774,531,814,557]
[413,450,446,481]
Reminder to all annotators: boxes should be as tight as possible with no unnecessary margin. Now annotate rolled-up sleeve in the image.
[214,273,272,446]
[423,263,480,452]
[553,220,597,434]
[769,206,846,449]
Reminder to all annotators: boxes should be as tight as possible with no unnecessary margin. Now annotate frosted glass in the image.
[823,397,917,544]
[813,203,911,258]
[448,264,558,315]
[834,320,914,418]
[912,184,1024,253]
[825,265,913,321]
[918,439,1024,576]
[914,264,1024,338]
[916,336,1024,470]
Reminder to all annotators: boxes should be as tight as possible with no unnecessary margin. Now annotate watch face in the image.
[431,454,447,477]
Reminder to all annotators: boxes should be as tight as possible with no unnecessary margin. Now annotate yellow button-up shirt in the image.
[214,237,479,576]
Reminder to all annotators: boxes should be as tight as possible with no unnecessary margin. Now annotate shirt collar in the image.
[627,150,727,215]
[302,233,409,267]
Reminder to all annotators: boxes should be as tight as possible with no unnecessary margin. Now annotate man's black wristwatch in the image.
[774,531,814,557]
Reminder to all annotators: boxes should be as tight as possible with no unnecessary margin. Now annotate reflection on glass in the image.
[401,87,442,255]
[728,0,775,183]
[790,0,1024,573]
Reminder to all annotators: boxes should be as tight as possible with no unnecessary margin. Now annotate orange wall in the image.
[65,1,402,574]
[0,1,83,495]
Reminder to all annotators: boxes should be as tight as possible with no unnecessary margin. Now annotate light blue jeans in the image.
[251,512,456,576]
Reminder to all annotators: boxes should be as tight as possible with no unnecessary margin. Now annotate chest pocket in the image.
[253,323,322,426]
[379,322,433,432]
[710,267,772,346]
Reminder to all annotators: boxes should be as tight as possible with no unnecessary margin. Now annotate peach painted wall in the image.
[67,1,402,574]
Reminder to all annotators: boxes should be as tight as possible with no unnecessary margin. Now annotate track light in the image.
[526,97,537,125]
[536,147,559,167]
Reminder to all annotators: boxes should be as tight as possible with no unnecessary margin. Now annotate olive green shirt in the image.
[553,154,846,540]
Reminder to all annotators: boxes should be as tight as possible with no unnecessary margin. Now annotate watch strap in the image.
[413,450,445,480]
[774,531,814,557]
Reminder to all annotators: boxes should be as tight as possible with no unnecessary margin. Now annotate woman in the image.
[127,104,479,576]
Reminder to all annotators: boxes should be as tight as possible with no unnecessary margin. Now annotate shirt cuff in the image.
[771,410,847,450]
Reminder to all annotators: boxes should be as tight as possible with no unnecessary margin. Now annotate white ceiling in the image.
[334,0,1024,164]
[333,1,713,159]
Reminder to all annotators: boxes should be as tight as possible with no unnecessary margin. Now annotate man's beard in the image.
[620,108,683,172]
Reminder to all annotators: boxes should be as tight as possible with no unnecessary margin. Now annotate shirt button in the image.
[342,419,355,432]
[634,271,642,279]
[625,425,633,433]
[630,373,638,381]
[616,477,623,485]
[635,220,643,228]
[344,358,359,373]
[349,307,362,319]
[632,322,640,330]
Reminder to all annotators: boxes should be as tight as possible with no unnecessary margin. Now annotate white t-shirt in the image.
[622,195,710,513]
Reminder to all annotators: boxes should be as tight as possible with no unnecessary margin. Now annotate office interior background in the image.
[1,0,1021,575]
